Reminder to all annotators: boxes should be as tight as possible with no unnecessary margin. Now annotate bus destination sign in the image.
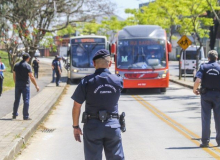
[72,38,105,43]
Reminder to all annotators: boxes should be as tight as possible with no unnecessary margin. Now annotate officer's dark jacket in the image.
[32,60,39,68]
[13,60,32,87]
[72,68,123,115]
[52,59,61,71]
[196,61,220,89]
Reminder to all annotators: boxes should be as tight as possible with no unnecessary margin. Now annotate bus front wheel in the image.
[67,78,71,84]
[160,88,167,92]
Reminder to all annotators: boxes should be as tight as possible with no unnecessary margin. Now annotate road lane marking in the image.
[132,95,220,159]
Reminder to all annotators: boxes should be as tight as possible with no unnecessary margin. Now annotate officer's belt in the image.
[206,88,220,91]
[87,113,119,119]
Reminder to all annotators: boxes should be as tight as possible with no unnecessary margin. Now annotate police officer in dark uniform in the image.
[13,53,40,120]
[71,49,125,160]
[52,56,62,86]
[32,57,39,78]
[194,50,220,147]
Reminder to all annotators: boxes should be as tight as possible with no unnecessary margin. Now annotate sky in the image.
[112,0,152,19]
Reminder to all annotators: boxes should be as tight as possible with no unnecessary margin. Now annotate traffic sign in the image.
[177,35,192,50]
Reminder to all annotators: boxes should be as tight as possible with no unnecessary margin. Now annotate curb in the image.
[2,82,67,160]
[169,78,193,89]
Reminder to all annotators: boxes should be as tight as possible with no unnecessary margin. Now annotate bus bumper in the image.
[123,77,169,89]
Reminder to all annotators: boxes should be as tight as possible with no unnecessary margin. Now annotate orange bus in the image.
[113,25,172,92]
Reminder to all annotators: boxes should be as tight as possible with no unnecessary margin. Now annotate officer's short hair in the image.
[208,50,218,61]
[22,53,30,60]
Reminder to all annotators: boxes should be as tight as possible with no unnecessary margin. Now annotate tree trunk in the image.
[209,20,219,50]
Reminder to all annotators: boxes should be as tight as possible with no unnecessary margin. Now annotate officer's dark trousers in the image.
[55,70,60,86]
[0,77,3,96]
[52,69,55,82]
[83,121,124,160]
[34,68,38,78]
[201,91,220,145]
[13,86,30,118]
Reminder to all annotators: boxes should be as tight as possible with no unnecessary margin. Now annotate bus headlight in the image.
[162,74,166,78]
[73,69,78,73]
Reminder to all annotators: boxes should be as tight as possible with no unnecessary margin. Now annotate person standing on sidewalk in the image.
[52,56,61,86]
[193,50,220,148]
[0,56,6,97]
[13,53,40,120]
[72,49,125,160]
[32,57,39,79]
[52,55,57,83]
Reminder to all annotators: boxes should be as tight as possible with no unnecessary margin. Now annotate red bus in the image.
[113,25,172,92]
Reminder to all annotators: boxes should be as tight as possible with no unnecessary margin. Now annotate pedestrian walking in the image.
[52,56,61,86]
[32,57,39,78]
[71,49,125,160]
[52,55,57,83]
[0,56,6,97]
[194,50,220,147]
[13,53,40,120]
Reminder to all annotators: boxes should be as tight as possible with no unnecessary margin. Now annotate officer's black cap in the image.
[93,49,110,61]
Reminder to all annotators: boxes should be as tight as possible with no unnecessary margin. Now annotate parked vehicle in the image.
[193,58,208,81]
[34,50,41,57]
[180,46,205,75]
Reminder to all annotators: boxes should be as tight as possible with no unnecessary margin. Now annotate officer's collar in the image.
[208,61,217,63]
[95,68,111,74]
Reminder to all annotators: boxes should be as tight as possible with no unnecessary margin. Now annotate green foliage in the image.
[0,51,15,92]
[124,0,214,44]
[57,24,76,37]
[77,22,101,35]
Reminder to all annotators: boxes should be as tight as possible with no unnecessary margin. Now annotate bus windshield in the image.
[117,39,167,70]
[71,39,105,68]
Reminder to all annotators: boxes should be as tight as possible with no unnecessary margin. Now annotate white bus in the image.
[67,35,107,83]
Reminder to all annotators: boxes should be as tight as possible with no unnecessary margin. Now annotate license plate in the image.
[138,83,146,86]
[79,68,88,71]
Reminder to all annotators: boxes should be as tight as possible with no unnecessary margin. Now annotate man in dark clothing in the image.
[32,57,39,78]
[52,56,62,86]
[13,53,40,120]
[194,50,220,147]
[72,49,125,160]
[52,55,57,83]
[0,56,6,97]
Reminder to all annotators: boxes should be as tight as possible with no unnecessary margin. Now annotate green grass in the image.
[0,51,15,92]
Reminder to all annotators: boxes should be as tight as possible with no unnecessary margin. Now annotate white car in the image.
[180,46,205,75]
[193,58,208,81]
[34,50,41,57]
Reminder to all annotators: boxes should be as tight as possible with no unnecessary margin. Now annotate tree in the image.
[206,0,220,50]
[0,0,115,63]
[178,0,213,70]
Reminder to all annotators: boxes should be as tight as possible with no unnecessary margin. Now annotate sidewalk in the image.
[169,74,194,89]
[0,59,67,160]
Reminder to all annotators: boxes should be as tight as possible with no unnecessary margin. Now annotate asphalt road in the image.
[16,65,220,160]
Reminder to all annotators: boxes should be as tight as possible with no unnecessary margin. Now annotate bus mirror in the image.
[167,41,172,53]
[67,49,70,56]
[111,43,116,56]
